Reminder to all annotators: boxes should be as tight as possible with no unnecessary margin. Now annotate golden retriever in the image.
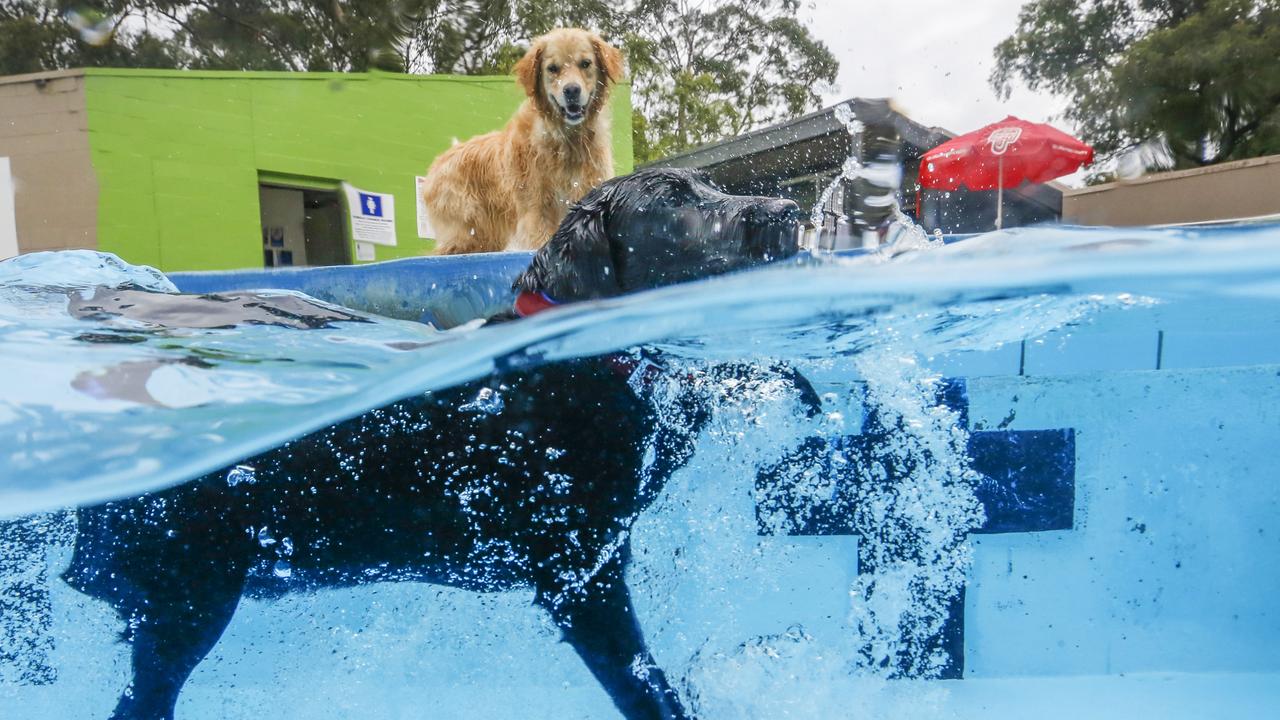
[422,28,624,255]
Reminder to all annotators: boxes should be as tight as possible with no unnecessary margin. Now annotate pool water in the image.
[2,223,1279,718]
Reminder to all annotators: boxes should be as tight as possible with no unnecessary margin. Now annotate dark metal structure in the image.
[644,98,1065,239]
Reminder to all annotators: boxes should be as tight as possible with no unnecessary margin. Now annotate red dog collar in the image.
[513,290,668,396]
[514,290,559,317]
[604,354,664,396]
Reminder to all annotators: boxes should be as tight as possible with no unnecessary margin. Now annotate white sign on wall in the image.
[415,176,434,239]
[342,183,397,246]
[0,157,18,260]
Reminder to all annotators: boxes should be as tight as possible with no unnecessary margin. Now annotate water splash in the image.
[808,102,938,255]
[684,625,950,719]
[811,103,865,232]
[803,103,985,677]
[630,350,981,708]
[883,204,945,256]
[846,339,983,678]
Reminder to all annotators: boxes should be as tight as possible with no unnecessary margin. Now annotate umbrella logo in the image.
[987,127,1023,155]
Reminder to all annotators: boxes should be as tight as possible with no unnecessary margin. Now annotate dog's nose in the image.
[563,84,582,103]
[745,199,802,226]
[769,199,802,224]
[740,198,802,260]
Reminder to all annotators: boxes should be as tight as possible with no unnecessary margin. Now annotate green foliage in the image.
[1,0,836,163]
[0,1,529,74]
[0,1,188,74]
[993,0,1280,168]
[619,0,838,162]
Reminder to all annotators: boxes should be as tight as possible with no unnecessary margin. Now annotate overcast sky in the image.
[802,0,1085,182]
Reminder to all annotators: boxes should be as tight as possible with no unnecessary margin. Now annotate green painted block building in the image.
[0,68,633,271]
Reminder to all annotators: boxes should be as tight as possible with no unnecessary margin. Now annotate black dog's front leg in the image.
[537,550,690,720]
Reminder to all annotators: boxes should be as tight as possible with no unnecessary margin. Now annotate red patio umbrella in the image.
[918,116,1094,229]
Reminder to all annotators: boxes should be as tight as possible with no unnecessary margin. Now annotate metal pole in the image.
[996,155,1004,230]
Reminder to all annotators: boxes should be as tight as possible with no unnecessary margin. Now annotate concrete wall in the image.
[1063,154,1280,226]
[0,71,98,255]
[80,68,634,271]
[0,68,634,272]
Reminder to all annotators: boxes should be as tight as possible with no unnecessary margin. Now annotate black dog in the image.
[65,168,816,720]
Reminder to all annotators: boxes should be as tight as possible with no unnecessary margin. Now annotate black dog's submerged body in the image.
[65,169,806,720]
[70,358,700,719]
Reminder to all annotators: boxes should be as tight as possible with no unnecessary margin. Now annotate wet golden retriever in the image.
[422,28,624,255]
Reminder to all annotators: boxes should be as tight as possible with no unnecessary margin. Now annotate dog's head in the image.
[514,28,624,128]
[514,168,801,303]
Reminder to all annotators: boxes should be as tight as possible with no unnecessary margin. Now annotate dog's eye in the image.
[547,64,560,74]
[579,59,591,69]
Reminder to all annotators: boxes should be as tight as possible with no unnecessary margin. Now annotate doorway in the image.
[258,184,350,268]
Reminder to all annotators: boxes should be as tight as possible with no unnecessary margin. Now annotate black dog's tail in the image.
[0,512,73,686]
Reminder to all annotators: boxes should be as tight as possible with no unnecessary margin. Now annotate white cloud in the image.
[803,0,1088,184]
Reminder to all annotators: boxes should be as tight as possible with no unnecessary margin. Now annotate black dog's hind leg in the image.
[538,550,690,720]
[109,569,245,720]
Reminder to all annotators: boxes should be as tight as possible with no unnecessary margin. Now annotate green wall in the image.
[82,68,633,271]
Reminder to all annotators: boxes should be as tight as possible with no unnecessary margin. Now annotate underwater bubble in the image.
[225,464,256,486]
[459,387,504,415]
[257,526,277,547]
[272,559,292,578]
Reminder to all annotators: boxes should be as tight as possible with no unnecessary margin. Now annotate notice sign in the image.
[0,157,17,260]
[342,183,396,246]
[415,176,434,239]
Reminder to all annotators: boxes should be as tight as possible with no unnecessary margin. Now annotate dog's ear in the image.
[514,182,623,301]
[591,35,624,84]
[514,39,543,97]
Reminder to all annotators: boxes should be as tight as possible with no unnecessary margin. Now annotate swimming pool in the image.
[2,223,1279,718]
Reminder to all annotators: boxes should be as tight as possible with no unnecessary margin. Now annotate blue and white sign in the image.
[359,193,383,217]
[342,183,397,247]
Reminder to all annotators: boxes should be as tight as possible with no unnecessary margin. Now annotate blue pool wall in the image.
[171,252,534,329]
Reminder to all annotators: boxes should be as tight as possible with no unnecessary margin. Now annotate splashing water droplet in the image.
[808,101,936,255]
[65,9,115,47]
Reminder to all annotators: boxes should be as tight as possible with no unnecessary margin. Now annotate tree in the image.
[992,0,1280,169]
[428,0,841,163]
[0,1,187,74]
[620,0,838,162]
[0,1,518,75]
[0,0,837,163]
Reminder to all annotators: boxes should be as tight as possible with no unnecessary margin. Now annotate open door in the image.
[258,184,350,267]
